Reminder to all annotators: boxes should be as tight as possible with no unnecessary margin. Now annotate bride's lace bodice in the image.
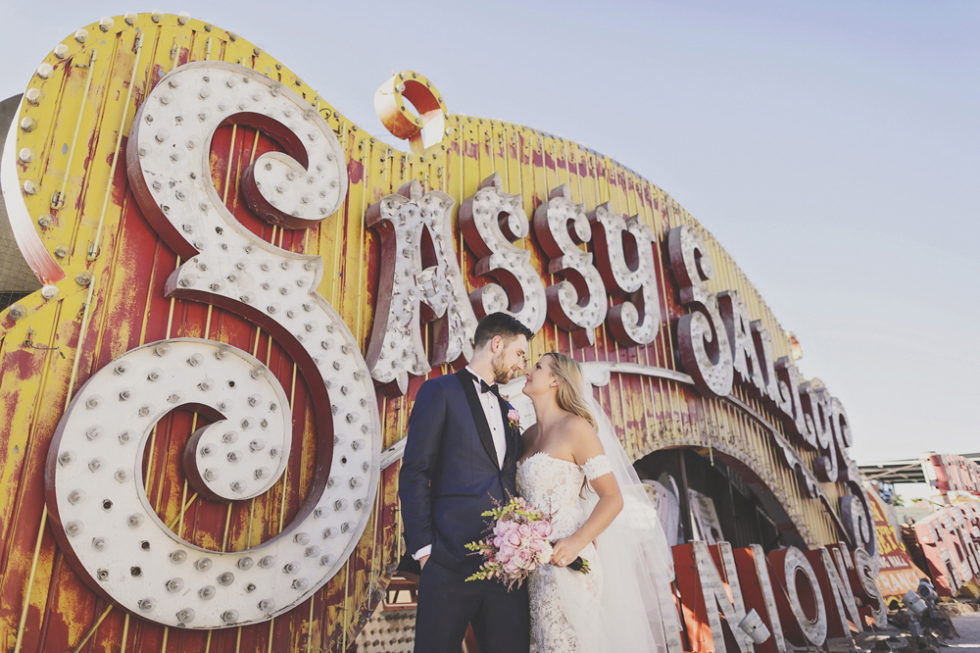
[516,453,611,539]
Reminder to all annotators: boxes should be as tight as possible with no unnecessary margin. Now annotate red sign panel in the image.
[930,454,980,496]
[911,503,980,596]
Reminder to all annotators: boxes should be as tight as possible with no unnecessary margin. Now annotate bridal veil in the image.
[558,383,684,652]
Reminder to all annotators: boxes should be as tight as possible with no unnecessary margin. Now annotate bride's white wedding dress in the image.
[517,453,611,652]
[516,398,684,652]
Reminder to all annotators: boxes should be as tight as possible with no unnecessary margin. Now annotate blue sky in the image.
[2,1,977,463]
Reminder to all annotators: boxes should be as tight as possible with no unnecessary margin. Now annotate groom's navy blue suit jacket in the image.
[399,369,522,575]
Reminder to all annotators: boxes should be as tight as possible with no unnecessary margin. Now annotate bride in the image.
[517,352,681,653]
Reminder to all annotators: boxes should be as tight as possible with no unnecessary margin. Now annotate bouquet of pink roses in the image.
[465,496,588,590]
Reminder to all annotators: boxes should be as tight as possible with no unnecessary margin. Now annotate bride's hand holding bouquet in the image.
[465,496,588,590]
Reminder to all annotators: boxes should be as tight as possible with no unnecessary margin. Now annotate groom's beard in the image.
[491,356,515,384]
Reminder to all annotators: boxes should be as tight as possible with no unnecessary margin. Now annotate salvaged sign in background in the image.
[928,454,980,497]
[866,489,927,602]
[908,503,980,598]
[0,13,877,651]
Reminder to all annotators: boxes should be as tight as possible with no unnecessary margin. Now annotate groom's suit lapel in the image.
[499,401,520,468]
[454,370,499,467]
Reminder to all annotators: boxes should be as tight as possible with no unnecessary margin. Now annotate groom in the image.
[399,312,534,653]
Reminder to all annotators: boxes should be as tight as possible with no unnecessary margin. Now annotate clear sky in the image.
[2,1,977,464]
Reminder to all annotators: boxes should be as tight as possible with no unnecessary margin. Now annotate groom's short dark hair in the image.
[473,312,534,349]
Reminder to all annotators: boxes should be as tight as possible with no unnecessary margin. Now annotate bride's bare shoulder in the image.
[562,413,597,441]
[560,414,604,461]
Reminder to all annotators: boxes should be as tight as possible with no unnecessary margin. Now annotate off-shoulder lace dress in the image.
[516,453,613,653]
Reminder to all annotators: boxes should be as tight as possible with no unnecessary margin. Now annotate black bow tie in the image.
[479,379,500,398]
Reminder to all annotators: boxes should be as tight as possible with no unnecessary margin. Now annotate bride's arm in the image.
[551,419,623,566]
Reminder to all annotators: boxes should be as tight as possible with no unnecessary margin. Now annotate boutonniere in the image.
[506,409,521,431]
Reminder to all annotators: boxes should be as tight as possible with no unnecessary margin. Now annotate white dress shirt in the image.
[466,366,508,470]
[413,367,507,561]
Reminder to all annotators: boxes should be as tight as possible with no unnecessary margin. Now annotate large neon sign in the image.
[0,13,877,648]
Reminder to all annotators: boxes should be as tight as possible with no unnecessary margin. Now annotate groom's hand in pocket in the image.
[419,554,430,570]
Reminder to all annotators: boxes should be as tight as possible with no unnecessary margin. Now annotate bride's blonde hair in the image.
[544,352,596,430]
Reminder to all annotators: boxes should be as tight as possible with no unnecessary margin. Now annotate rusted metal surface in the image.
[0,12,869,652]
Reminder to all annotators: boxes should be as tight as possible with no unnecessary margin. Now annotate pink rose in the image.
[498,543,517,562]
[531,520,552,538]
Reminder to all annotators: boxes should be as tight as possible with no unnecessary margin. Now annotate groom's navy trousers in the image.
[399,370,530,653]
